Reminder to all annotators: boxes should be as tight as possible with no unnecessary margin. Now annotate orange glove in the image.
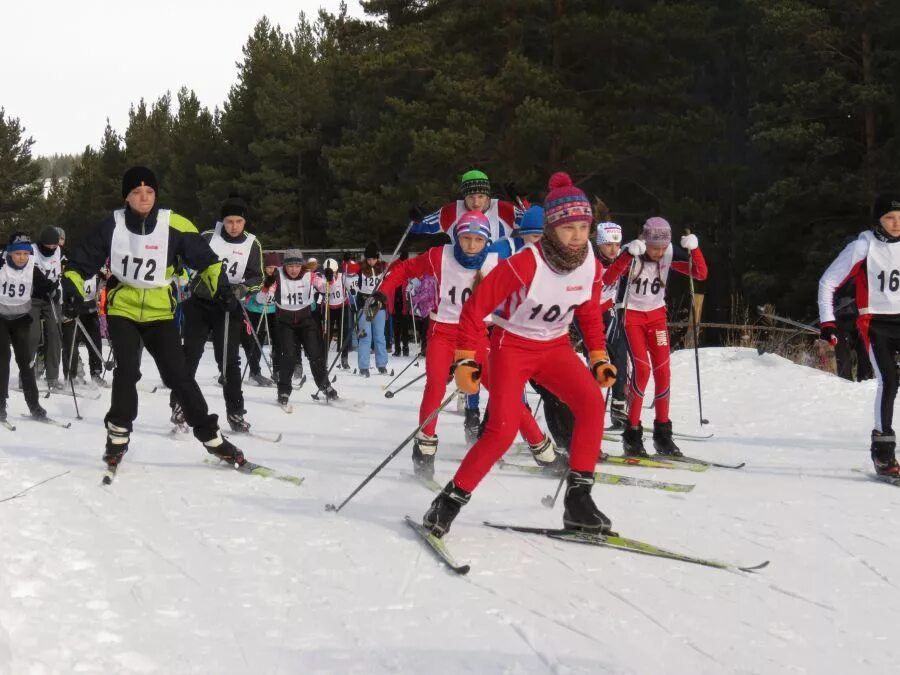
[453,350,482,395]
[590,350,617,388]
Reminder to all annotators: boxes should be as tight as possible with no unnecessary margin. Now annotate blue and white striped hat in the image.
[596,222,623,245]
[455,210,492,242]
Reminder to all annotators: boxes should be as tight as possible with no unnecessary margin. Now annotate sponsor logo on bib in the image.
[566,285,583,291]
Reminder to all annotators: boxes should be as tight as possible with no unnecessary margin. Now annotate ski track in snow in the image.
[3,346,900,672]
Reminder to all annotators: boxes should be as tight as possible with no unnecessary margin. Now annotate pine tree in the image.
[0,108,42,240]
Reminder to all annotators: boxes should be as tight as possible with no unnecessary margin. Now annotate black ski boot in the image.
[423,481,471,538]
[872,430,900,476]
[250,372,274,387]
[463,407,481,445]
[227,412,251,433]
[29,403,47,420]
[340,354,350,370]
[622,424,648,457]
[378,366,390,375]
[653,420,683,457]
[530,435,568,474]
[323,385,339,401]
[358,368,370,378]
[104,423,130,466]
[412,432,438,480]
[608,398,628,430]
[563,471,612,534]
[277,392,291,407]
[204,432,246,465]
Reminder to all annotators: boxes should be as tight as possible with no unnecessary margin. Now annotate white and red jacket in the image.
[819,230,900,329]
[457,243,607,353]
[416,199,519,243]
[602,244,708,314]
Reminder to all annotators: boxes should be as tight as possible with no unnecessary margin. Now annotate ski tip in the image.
[384,392,395,399]
[739,560,771,573]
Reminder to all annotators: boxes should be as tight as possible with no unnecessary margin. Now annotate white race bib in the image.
[32,245,61,282]
[209,222,256,283]
[326,273,346,308]
[276,269,314,310]
[0,255,34,309]
[864,230,900,314]
[433,245,479,324]
[624,245,672,312]
[109,209,171,289]
[359,270,382,294]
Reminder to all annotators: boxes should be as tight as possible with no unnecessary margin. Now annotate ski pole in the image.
[325,390,457,513]
[75,316,104,364]
[240,306,271,383]
[239,304,276,379]
[755,307,818,334]
[685,232,708,426]
[384,371,426,399]
[382,352,421,390]
[222,309,230,386]
[541,469,568,509]
[49,302,82,420]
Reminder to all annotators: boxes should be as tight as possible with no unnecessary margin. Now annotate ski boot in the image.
[29,403,47,420]
[412,432,438,481]
[872,430,900,476]
[104,423,130,466]
[463,407,481,445]
[217,373,225,386]
[529,435,568,474]
[277,392,291,408]
[323,385,339,401]
[402,345,409,357]
[652,420,683,457]
[358,368,370,378]
[46,379,64,392]
[227,412,251,433]
[423,481,471,538]
[378,366,390,375]
[250,372,274,387]
[608,398,628,431]
[204,432,246,465]
[622,424,649,457]
[91,372,107,388]
[170,402,186,427]
[340,354,350,370]
[563,471,612,534]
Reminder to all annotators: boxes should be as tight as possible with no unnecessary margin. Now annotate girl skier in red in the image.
[601,217,707,457]
[421,173,618,537]
[367,211,559,481]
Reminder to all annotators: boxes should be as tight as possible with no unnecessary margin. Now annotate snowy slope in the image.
[0,346,894,674]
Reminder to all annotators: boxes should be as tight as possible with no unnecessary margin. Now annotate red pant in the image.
[624,307,671,425]
[453,329,605,492]
[420,322,542,443]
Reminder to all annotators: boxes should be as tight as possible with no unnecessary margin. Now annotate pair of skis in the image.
[405,517,770,576]
[102,456,305,486]
[497,460,695,493]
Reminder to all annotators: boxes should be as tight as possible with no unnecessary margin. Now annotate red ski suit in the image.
[602,246,707,425]
[379,246,543,441]
[452,244,609,492]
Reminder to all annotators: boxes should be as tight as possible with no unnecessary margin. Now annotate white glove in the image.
[625,239,646,257]
[680,234,698,251]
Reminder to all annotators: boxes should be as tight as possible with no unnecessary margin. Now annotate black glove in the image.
[324,268,334,283]
[218,280,239,312]
[62,295,82,319]
[233,283,249,300]
[263,272,277,288]
[408,204,427,222]
[503,181,527,205]
[819,321,838,346]
[364,291,387,321]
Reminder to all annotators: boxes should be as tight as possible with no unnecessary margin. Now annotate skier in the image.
[818,193,900,476]
[595,221,629,429]
[170,195,264,433]
[61,166,246,470]
[320,258,352,370]
[256,249,338,408]
[601,217,707,457]
[241,251,281,386]
[355,242,388,376]
[412,169,520,242]
[27,226,64,390]
[367,210,559,479]
[61,269,105,386]
[421,173,617,537]
[0,232,56,421]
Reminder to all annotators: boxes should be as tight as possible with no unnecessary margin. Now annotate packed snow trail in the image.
[0,346,897,673]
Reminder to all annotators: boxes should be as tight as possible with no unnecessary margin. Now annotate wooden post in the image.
[684,293,705,348]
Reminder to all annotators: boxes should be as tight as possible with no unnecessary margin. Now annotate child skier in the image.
[595,221,629,428]
[601,217,707,457]
[818,193,900,476]
[367,210,560,481]
[0,232,56,421]
[354,243,388,376]
[421,173,617,537]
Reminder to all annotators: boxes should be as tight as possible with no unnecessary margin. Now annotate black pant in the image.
[61,313,103,379]
[530,380,575,451]
[179,298,244,415]
[392,311,411,354]
[836,316,873,382]
[603,308,628,401]
[276,314,329,396]
[0,314,40,408]
[107,315,218,441]
[323,306,351,358]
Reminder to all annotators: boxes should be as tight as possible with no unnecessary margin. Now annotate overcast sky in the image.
[0,0,365,156]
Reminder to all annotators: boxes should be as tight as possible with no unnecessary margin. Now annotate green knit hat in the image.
[460,169,491,197]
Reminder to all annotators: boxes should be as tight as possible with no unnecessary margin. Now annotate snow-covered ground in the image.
[0,345,894,674]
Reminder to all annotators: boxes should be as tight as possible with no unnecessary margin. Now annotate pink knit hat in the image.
[642,217,672,245]
[543,172,592,228]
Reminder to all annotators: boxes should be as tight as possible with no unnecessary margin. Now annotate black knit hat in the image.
[220,195,248,220]
[39,226,59,246]
[364,242,379,259]
[872,193,900,223]
[121,166,158,199]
